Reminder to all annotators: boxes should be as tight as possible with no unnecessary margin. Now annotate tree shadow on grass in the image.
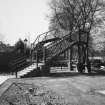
[47,69,105,78]
[48,72,81,78]
[84,70,105,76]
[21,69,105,78]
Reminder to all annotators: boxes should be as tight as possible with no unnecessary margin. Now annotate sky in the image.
[0,0,50,45]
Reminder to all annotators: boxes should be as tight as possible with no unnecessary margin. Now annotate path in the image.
[1,74,105,104]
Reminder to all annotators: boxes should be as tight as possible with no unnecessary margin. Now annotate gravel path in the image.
[0,82,67,105]
[0,74,105,105]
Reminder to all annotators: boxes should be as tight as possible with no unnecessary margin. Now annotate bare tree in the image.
[48,0,105,72]
[49,0,104,36]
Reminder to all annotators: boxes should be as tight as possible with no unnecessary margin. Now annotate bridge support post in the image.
[68,48,72,71]
[36,50,38,69]
[16,71,18,78]
[41,47,50,75]
[43,47,46,65]
[86,31,91,73]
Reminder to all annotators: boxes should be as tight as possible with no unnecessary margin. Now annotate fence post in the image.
[68,48,72,71]
[16,70,18,78]
[43,47,46,65]
[36,50,38,69]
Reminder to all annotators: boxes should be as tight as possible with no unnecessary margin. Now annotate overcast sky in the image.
[0,0,50,45]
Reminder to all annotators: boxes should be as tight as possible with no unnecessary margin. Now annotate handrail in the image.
[11,55,27,63]
[32,30,77,64]
[46,32,71,49]
[9,54,29,72]
[10,57,26,65]
[45,41,75,61]
[45,30,79,50]
[33,29,57,47]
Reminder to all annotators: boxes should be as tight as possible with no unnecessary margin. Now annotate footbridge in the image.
[10,29,89,78]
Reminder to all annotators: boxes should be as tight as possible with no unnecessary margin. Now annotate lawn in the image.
[1,72,105,105]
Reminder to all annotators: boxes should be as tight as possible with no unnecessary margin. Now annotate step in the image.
[17,63,44,77]
[18,68,35,76]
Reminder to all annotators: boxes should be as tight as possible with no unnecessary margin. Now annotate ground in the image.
[1,72,105,104]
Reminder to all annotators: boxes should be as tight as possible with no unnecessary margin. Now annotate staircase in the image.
[18,63,44,78]
[21,32,76,78]
[33,31,74,61]
[9,53,44,78]
[9,53,30,73]
[16,30,76,78]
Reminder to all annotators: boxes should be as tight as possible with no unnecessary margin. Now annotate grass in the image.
[1,70,105,104]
